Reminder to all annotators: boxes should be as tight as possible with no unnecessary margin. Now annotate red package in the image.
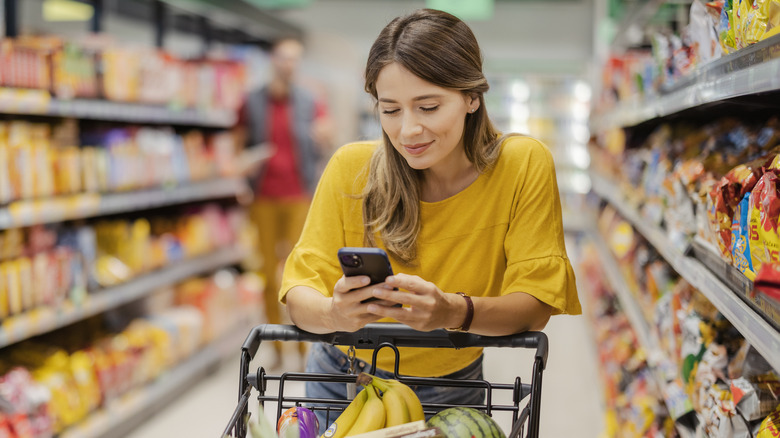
[753,263,780,327]
[7,412,33,438]
[710,164,763,260]
[0,415,12,438]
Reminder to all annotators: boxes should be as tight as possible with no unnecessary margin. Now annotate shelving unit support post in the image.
[3,0,17,38]
[90,0,103,33]
[153,0,166,49]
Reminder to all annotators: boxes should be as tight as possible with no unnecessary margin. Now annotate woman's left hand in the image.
[365,273,463,331]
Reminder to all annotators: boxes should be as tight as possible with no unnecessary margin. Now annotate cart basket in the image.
[223,323,548,438]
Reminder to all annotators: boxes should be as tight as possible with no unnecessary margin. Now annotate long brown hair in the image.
[362,8,503,264]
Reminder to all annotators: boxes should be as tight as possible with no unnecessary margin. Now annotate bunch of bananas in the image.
[321,373,425,438]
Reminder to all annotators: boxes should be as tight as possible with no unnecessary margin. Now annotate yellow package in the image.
[127,219,151,273]
[739,0,769,47]
[17,256,33,312]
[756,404,780,438]
[69,350,101,414]
[31,124,54,199]
[5,259,22,316]
[0,123,12,204]
[55,145,81,195]
[8,122,35,201]
[763,0,780,39]
[0,261,9,318]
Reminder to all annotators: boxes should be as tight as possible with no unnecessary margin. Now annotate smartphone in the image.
[337,247,398,304]
[338,247,393,285]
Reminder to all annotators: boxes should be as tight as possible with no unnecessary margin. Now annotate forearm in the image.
[285,286,336,334]
[467,292,552,336]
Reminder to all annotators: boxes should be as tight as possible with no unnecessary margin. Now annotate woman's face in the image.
[375,63,477,171]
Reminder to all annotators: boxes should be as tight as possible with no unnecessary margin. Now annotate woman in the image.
[279,8,581,430]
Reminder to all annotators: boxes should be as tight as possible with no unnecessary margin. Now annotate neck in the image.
[269,79,291,99]
[420,153,477,202]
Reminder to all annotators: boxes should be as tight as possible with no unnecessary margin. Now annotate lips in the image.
[403,141,432,156]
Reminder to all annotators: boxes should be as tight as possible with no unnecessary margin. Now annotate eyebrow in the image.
[378,94,443,103]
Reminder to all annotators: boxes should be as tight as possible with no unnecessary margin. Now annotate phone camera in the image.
[340,254,362,268]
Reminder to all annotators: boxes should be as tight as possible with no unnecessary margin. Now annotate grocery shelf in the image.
[590,230,696,432]
[0,88,237,127]
[591,173,780,373]
[0,178,250,230]
[0,246,245,349]
[59,314,254,438]
[591,34,780,132]
[590,229,655,351]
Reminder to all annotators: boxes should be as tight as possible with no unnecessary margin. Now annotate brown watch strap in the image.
[449,292,474,332]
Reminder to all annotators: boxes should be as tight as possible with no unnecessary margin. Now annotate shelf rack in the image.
[0,178,249,230]
[591,34,780,132]
[591,173,780,374]
[0,245,246,349]
[59,312,255,438]
[590,230,696,435]
[0,88,237,127]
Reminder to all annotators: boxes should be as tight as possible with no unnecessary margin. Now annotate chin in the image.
[402,157,432,170]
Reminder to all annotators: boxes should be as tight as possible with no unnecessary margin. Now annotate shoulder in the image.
[331,141,380,164]
[321,141,380,185]
[490,135,555,185]
[498,135,552,162]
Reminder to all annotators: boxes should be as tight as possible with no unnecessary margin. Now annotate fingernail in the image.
[361,276,370,284]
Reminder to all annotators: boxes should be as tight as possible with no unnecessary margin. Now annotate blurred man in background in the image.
[242,37,333,368]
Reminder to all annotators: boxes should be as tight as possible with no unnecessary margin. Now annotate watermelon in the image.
[426,407,505,438]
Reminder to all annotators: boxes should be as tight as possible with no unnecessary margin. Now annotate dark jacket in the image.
[244,85,321,195]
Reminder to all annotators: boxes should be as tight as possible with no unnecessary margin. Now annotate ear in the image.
[468,94,480,113]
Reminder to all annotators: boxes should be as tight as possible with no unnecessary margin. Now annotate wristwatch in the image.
[447,292,474,332]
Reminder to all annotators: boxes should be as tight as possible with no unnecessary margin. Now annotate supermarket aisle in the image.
[126,315,604,438]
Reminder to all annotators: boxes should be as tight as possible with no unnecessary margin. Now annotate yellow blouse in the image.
[280,136,581,377]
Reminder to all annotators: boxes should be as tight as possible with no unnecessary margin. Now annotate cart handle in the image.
[241,323,548,369]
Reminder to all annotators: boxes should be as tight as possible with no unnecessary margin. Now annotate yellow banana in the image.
[379,385,410,427]
[360,374,424,423]
[321,389,368,438]
[345,385,386,436]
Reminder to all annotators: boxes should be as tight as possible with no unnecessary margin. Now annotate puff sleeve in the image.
[500,139,581,315]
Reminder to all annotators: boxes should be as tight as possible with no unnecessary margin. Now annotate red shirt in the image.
[258,97,306,199]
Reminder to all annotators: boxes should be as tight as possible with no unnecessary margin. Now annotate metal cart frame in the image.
[223,323,548,438]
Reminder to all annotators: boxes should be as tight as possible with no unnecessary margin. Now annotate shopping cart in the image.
[222,323,548,438]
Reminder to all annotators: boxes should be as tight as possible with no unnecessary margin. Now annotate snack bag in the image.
[732,192,755,278]
[751,173,770,271]
[719,0,737,53]
[753,262,780,327]
[756,404,780,438]
[763,0,780,39]
[739,0,769,46]
[759,173,780,267]
[689,0,724,64]
[712,164,762,262]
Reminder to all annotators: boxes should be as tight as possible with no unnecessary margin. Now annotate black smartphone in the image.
[337,247,398,304]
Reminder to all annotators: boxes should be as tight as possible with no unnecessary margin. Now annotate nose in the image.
[400,111,423,138]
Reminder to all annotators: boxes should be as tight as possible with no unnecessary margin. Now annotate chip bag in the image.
[732,192,755,279]
[756,404,780,438]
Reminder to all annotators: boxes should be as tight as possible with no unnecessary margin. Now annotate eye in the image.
[381,109,399,115]
[420,106,439,112]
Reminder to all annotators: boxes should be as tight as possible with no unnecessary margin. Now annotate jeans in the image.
[304,342,485,434]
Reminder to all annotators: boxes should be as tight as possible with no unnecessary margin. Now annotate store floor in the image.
[125,314,604,438]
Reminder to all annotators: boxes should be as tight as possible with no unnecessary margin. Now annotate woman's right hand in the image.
[329,275,395,332]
